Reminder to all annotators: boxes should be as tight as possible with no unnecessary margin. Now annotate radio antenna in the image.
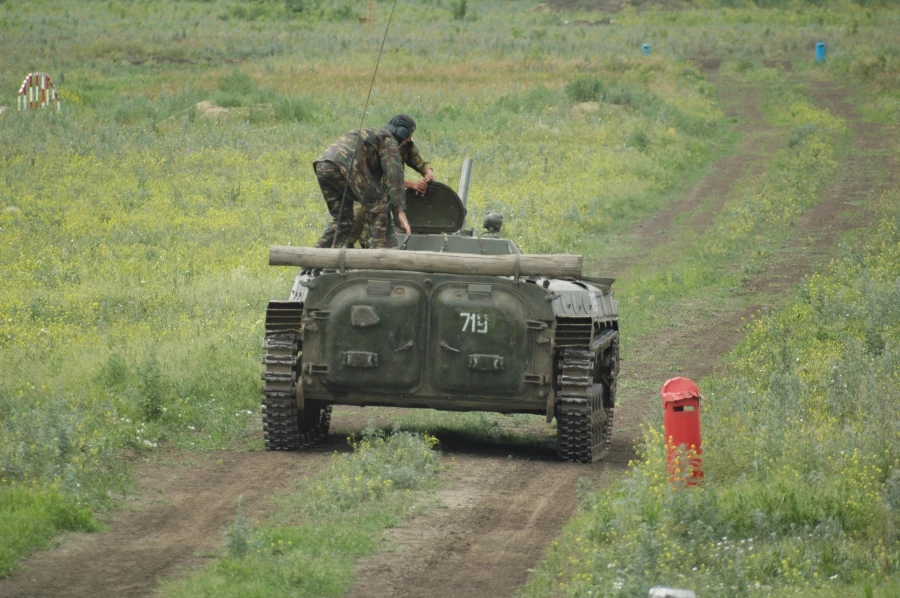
[330,0,400,248]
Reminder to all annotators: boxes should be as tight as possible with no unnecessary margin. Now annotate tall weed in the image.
[213,70,271,107]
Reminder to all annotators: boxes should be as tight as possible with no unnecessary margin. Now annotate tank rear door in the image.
[322,279,426,392]
[430,283,533,396]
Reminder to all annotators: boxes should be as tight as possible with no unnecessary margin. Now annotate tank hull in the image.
[262,266,619,462]
[261,183,619,462]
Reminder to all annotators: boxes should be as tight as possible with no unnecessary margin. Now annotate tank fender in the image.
[548,289,618,320]
[265,301,305,335]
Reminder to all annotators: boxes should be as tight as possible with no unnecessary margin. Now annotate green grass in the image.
[160,430,440,598]
[0,0,898,587]
[0,485,99,575]
[521,193,900,596]
[0,4,728,571]
[518,90,900,598]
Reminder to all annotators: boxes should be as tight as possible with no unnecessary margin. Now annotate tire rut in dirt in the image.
[588,78,779,276]
[0,451,334,598]
[349,456,619,598]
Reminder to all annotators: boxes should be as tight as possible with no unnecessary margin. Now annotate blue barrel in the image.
[815,42,826,63]
[642,43,651,56]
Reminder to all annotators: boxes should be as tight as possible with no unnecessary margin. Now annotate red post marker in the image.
[661,377,703,485]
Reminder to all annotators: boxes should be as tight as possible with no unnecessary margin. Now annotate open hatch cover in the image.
[404,181,467,234]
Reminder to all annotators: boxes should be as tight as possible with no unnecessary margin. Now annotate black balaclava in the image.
[386,114,416,144]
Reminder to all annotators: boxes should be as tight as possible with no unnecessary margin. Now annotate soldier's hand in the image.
[396,209,412,235]
[406,179,428,196]
[424,169,434,184]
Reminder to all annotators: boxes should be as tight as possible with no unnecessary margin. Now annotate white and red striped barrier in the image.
[17,72,61,111]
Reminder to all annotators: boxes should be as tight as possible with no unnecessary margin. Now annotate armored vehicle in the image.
[261,181,619,462]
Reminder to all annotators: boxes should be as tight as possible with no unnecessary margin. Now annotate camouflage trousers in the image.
[312,160,391,249]
[346,204,396,248]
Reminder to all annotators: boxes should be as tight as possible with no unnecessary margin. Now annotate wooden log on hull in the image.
[269,246,582,278]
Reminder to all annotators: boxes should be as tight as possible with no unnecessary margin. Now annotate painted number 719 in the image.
[460,312,489,334]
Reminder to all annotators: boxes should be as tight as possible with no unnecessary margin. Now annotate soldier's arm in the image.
[403,142,434,195]
[379,137,406,211]
[405,142,433,178]
[379,138,411,235]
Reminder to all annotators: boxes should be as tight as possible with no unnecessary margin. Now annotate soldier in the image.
[312,115,414,249]
[345,114,434,248]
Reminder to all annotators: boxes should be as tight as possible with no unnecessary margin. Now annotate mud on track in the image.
[0,72,894,598]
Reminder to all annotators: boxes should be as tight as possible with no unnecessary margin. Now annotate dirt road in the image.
[0,68,893,598]
[0,450,338,598]
[346,69,896,598]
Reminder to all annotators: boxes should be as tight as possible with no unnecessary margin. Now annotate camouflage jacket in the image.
[316,127,406,210]
[400,141,431,177]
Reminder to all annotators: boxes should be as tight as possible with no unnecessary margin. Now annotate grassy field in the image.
[1,0,898,593]
[519,72,900,596]
[524,215,900,595]
[0,0,728,574]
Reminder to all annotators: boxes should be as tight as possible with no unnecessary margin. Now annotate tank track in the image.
[261,332,331,450]
[556,345,616,463]
[598,336,619,451]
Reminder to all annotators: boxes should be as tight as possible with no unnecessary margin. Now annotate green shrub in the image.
[326,2,355,20]
[137,353,166,422]
[627,129,651,152]
[112,95,156,124]
[273,97,317,122]
[98,353,129,389]
[284,0,317,13]
[787,123,819,148]
[451,0,467,21]
[735,57,761,73]
[0,485,98,576]
[0,389,130,504]
[213,70,270,107]
[565,77,606,103]
[301,430,441,513]
[494,86,557,114]
[605,82,661,113]
[226,2,272,22]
